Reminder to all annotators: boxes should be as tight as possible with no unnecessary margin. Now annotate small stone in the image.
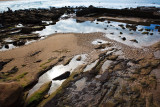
[5,44,9,49]
[120,32,123,34]
[44,94,50,99]
[130,39,138,43]
[76,56,82,61]
[122,37,126,41]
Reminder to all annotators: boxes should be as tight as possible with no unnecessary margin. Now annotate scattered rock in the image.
[150,33,153,35]
[120,32,123,34]
[122,37,126,41]
[142,32,149,35]
[130,39,138,43]
[4,44,9,49]
[13,40,25,46]
[95,44,106,49]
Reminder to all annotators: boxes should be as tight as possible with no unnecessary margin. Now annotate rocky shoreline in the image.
[0,6,160,107]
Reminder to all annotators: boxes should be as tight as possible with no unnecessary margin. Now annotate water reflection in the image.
[28,54,87,97]
[35,18,160,48]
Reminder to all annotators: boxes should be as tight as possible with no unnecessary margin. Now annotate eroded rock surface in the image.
[0,82,23,107]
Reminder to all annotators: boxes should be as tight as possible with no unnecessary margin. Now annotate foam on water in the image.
[0,0,160,11]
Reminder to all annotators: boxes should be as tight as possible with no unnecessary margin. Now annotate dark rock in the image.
[21,18,42,25]
[119,24,125,29]
[13,40,25,46]
[130,39,138,43]
[20,26,44,34]
[97,18,105,22]
[120,32,123,34]
[52,71,70,80]
[4,44,9,49]
[104,28,107,30]
[122,37,126,41]
[150,33,153,35]
[126,24,137,31]
[20,27,33,34]
[142,32,149,35]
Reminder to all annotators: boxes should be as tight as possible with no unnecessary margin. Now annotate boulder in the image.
[0,82,24,107]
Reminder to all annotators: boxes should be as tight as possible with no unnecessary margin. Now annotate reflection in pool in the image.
[28,54,87,97]
[35,18,160,48]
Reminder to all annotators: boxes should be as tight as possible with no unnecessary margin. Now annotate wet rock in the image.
[138,28,143,31]
[52,71,70,80]
[122,37,126,41]
[120,32,123,34]
[150,33,153,35]
[95,44,106,49]
[110,33,114,35]
[20,26,44,34]
[26,81,52,107]
[76,56,82,61]
[130,39,138,43]
[21,18,42,25]
[18,35,40,40]
[4,44,9,49]
[126,24,137,31]
[145,29,151,32]
[97,18,106,22]
[13,40,25,46]
[119,24,125,29]
[0,82,24,107]
[142,32,149,35]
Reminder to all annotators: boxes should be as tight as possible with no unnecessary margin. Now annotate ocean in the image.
[0,0,160,11]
